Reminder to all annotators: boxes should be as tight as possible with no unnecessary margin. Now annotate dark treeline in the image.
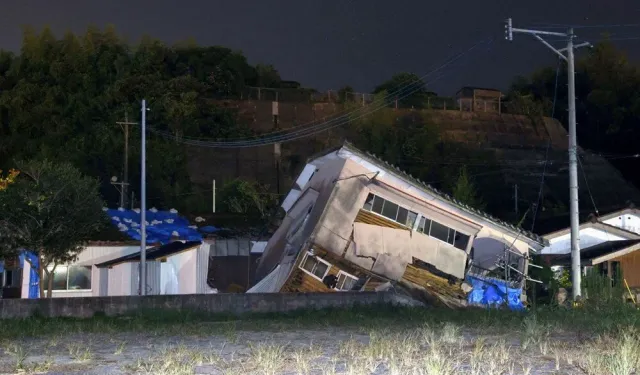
[1,26,638,225]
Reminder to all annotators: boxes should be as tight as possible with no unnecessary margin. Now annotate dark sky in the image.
[1,0,638,95]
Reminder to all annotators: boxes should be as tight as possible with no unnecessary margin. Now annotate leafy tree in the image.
[0,26,258,212]
[253,64,282,88]
[337,85,355,103]
[218,179,273,218]
[451,166,485,210]
[0,168,19,191]
[373,72,431,108]
[0,160,107,298]
[507,40,640,189]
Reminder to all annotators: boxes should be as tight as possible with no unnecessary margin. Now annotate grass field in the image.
[1,303,639,374]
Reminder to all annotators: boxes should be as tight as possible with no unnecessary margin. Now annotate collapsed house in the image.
[248,142,547,307]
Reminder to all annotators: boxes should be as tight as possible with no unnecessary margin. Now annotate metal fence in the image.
[239,87,529,115]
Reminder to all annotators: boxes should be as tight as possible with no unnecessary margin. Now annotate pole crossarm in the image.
[531,34,569,61]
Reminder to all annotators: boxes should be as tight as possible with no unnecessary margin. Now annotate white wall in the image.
[160,249,196,294]
[159,244,214,295]
[21,245,140,298]
[541,227,626,255]
[604,214,640,235]
[108,263,136,296]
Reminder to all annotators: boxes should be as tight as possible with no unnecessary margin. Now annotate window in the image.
[363,193,471,251]
[299,252,331,281]
[43,266,92,291]
[429,221,450,243]
[363,193,417,228]
[416,216,470,251]
[335,271,358,291]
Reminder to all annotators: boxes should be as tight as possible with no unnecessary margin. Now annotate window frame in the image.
[414,214,471,251]
[362,193,418,228]
[43,265,93,292]
[299,251,332,282]
[334,270,359,292]
[363,192,473,252]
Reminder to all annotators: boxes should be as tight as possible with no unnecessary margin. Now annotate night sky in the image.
[1,0,638,95]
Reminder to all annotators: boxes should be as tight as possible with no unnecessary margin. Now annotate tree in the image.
[506,40,640,190]
[337,85,355,103]
[451,166,485,210]
[0,168,19,191]
[0,160,107,298]
[373,72,431,108]
[218,179,273,218]
[0,26,257,212]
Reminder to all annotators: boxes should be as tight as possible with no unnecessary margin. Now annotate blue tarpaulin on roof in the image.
[13,208,206,299]
[466,275,525,311]
[105,208,204,245]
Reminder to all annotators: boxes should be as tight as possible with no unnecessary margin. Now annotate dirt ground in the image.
[0,323,604,375]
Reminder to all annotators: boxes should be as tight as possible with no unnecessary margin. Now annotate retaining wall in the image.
[0,292,418,319]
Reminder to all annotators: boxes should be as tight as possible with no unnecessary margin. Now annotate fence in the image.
[238,87,530,115]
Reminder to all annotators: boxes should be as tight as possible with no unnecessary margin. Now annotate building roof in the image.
[334,142,547,247]
[543,220,640,240]
[95,241,202,268]
[455,86,502,94]
[596,207,640,222]
[550,239,640,266]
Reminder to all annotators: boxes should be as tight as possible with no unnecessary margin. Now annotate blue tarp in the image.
[466,275,525,311]
[18,251,40,299]
[105,208,205,245]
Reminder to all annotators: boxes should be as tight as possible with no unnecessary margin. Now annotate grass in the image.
[1,302,639,341]
[1,303,640,374]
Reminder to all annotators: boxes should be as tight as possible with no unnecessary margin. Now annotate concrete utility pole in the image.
[505,18,591,300]
[140,100,148,296]
[116,113,137,207]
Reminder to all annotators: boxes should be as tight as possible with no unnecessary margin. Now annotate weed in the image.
[67,342,93,362]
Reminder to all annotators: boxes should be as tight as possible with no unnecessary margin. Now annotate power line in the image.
[531,59,562,232]
[531,22,640,30]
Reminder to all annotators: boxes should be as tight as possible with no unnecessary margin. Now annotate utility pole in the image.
[140,100,148,296]
[116,112,137,207]
[505,18,591,300]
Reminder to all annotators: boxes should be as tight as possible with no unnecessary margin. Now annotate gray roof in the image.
[340,141,548,246]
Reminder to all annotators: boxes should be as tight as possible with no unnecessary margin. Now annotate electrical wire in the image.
[530,59,562,232]
[531,23,640,30]
[142,38,494,148]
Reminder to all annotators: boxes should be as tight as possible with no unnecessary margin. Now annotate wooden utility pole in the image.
[116,112,137,207]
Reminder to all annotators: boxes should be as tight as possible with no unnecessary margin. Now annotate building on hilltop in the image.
[248,142,547,308]
[455,87,503,114]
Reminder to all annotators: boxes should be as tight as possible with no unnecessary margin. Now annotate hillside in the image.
[186,100,640,233]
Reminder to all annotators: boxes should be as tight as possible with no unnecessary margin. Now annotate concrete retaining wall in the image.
[0,292,417,319]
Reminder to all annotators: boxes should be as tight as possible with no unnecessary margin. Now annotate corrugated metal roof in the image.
[246,261,293,293]
[95,241,202,268]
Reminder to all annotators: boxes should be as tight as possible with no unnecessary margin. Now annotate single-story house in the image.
[541,208,640,290]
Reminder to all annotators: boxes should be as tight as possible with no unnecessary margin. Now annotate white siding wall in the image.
[604,214,640,235]
[20,246,139,298]
[108,263,136,296]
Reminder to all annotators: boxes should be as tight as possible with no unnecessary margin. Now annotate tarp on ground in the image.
[466,275,524,311]
[105,207,205,245]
